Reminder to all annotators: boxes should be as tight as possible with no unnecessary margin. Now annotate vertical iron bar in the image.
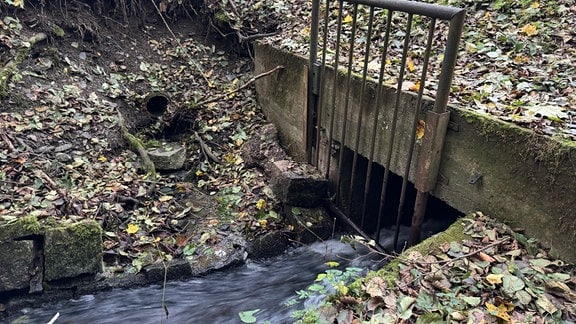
[386,14,418,248]
[408,18,436,245]
[313,0,332,168]
[362,9,393,228]
[324,0,345,180]
[347,6,375,224]
[376,11,413,246]
[307,0,321,163]
[334,3,360,202]
[393,16,436,249]
[433,10,465,113]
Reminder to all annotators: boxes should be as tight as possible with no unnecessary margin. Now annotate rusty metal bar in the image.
[347,0,463,20]
[347,6,376,216]
[306,0,321,163]
[335,3,360,203]
[361,9,393,228]
[375,11,413,245]
[433,10,465,113]
[312,0,332,168]
[325,200,386,254]
[324,0,345,180]
[394,17,437,248]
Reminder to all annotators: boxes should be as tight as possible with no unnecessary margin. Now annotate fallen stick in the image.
[197,65,284,106]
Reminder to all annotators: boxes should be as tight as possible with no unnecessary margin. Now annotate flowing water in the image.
[6,220,453,324]
[6,239,375,324]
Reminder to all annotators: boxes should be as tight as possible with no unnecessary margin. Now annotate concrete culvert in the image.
[145,92,170,117]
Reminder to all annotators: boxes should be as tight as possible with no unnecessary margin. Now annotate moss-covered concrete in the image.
[44,221,103,282]
[254,42,576,262]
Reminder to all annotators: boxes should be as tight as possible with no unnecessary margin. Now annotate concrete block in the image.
[0,240,34,292]
[44,221,103,282]
[270,160,328,208]
[147,142,187,170]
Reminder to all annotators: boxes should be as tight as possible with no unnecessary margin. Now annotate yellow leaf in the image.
[223,153,238,164]
[530,2,539,8]
[258,219,268,227]
[126,223,139,234]
[98,156,107,162]
[486,273,504,284]
[520,23,538,36]
[409,80,421,92]
[416,120,425,140]
[13,0,24,8]
[158,195,173,202]
[406,57,416,72]
[343,15,353,24]
[325,261,340,267]
[256,199,267,210]
[485,302,512,322]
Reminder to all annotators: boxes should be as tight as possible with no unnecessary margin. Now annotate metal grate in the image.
[307,0,465,250]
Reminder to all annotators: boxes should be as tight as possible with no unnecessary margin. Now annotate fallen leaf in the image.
[126,223,139,234]
[520,23,538,36]
[416,119,425,139]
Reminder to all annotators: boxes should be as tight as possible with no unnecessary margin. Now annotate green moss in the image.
[214,11,228,22]
[350,217,471,291]
[20,215,42,233]
[68,220,102,239]
[52,24,65,37]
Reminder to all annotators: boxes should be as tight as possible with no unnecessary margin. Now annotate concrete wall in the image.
[254,43,576,262]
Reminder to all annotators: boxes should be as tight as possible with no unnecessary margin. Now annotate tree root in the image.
[117,110,157,178]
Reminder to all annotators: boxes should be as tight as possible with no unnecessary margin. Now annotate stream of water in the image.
[6,220,453,324]
[7,239,375,324]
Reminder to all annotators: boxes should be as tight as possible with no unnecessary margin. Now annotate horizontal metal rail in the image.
[346,0,464,20]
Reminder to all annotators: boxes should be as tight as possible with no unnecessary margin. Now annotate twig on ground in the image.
[194,131,221,164]
[197,65,284,106]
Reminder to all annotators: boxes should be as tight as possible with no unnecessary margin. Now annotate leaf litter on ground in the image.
[295,212,576,323]
[0,11,282,274]
[235,0,576,140]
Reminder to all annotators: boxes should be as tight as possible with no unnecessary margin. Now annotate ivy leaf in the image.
[238,309,260,323]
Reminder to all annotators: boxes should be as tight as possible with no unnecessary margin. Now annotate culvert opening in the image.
[145,92,170,117]
[332,146,463,251]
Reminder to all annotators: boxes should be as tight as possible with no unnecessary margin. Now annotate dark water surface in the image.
[7,239,375,324]
[7,220,453,324]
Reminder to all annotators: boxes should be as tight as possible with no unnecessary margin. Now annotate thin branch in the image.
[194,131,221,164]
[197,65,284,106]
[237,31,279,43]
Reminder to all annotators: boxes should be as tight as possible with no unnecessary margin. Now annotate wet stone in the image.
[270,160,328,208]
[246,230,289,259]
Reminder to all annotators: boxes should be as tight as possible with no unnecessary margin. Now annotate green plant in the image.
[288,265,364,322]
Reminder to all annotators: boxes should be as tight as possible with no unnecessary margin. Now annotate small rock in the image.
[55,152,72,162]
[147,142,187,171]
[54,143,74,152]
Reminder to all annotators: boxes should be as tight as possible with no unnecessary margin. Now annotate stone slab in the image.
[0,240,34,292]
[44,221,103,282]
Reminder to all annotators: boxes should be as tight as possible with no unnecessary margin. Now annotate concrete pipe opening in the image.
[145,92,170,117]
